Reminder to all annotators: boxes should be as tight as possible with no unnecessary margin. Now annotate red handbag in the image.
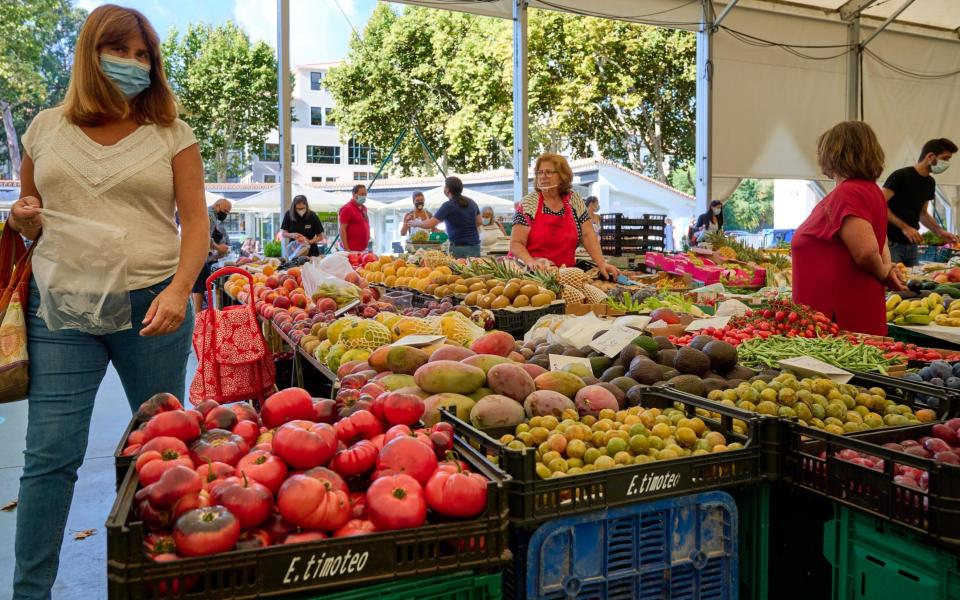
[190,267,275,405]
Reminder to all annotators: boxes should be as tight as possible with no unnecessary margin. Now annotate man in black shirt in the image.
[884,138,958,266]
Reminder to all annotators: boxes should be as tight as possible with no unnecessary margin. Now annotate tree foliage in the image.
[162,22,279,182]
[0,0,86,178]
[671,164,774,232]
[326,5,695,181]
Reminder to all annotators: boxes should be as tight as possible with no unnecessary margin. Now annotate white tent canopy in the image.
[419,186,516,211]
[232,183,386,214]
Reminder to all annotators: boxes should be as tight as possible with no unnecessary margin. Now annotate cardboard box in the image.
[645,323,686,337]
[565,303,613,317]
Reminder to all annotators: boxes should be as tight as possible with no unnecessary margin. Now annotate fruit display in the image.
[851,337,960,363]
[885,292,953,326]
[119,387,493,567]
[902,359,960,389]
[735,336,903,374]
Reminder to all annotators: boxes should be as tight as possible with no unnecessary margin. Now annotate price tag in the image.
[589,326,641,358]
[684,316,731,332]
[549,354,594,372]
[392,335,447,347]
[778,356,853,383]
[334,299,360,316]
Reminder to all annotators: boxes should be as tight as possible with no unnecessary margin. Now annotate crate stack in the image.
[599,213,667,257]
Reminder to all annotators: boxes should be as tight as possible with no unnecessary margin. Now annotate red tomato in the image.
[143,411,201,443]
[135,449,194,486]
[283,531,328,545]
[203,406,238,432]
[236,450,288,494]
[136,465,202,511]
[189,429,250,467]
[366,474,427,531]
[301,466,349,494]
[191,399,220,417]
[195,461,235,491]
[311,399,337,424]
[236,528,272,550]
[273,421,337,470]
[382,393,425,427]
[378,436,438,486]
[227,401,259,424]
[424,467,488,518]
[262,513,296,544]
[333,519,377,538]
[232,420,260,446]
[260,388,315,429]
[136,392,183,421]
[277,475,351,531]
[140,436,189,456]
[210,473,274,530]
[383,424,412,444]
[329,440,379,478]
[335,410,383,444]
[127,428,146,447]
[348,491,367,519]
[122,444,142,456]
[173,506,241,557]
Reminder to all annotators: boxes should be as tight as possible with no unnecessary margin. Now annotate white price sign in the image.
[778,356,853,384]
[391,335,447,347]
[548,354,594,372]
[684,316,731,332]
[589,326,641,358]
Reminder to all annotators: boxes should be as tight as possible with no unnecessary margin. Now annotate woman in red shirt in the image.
[792,121,906,335]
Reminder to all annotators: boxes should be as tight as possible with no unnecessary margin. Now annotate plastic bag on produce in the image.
[302,265,360,306]
[547,313,608,348]
[715,299,751,317]
[31,209,132,334]
[523,314,574,344]
[314,252,354,280]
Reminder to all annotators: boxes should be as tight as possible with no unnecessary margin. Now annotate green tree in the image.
[326,5,695,181]
[671,164,774,232]
[0,0,86,179]
[162,22,279,182]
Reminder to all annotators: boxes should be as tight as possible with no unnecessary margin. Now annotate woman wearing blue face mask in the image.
[479,206,506,251]
[8,5,207,598]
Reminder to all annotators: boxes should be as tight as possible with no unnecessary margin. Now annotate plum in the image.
[882,442,905,452]
[946,418,960,432]
[919,367,934,380]
[934,451,960,465]
[947,377,960,390]
[837,449,862,461]
[903,445,932,459]
[952,362,960,378]
[932,423,959,445]
[903,373,924,383]
[894,474,922,490]
[930,377,945,388]
[900,439,920,448]
[923,438,951,454]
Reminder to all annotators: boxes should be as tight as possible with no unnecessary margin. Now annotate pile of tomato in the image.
[849,337,960,362]
[671,300,841,347]
[122,386,488,568]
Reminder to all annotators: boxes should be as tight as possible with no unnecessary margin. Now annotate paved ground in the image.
[0,356,198,599]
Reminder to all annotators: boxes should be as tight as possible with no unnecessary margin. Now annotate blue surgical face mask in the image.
[100,54,151,98]
[355,195,367,205]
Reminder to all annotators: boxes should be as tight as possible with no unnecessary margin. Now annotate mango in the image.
[341,349,371,365]
[523,390,576,418]
[430,345,477,362]
[519,363,548,380]
[380,373,417,391]
[469,331,516,357]
[393,386,430,400]
[423,393,476,426]
[487,363,536,402]
[470,394,525,428]
[469,387,494,402]
[368,345,391,372]
[385,345,429,375]
[414,360,486,394]
[534,371,586,399]
[508,351,527,363]
[575,385,620,417]
[462,354,513,374]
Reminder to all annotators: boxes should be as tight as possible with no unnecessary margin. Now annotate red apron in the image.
[525,192,579,267]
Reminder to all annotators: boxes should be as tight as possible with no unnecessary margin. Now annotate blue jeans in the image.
[451,244,481,258]
[13,277,193,600]
[889,242,919,267]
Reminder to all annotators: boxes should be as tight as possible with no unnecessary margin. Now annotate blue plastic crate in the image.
[520,491,738,600]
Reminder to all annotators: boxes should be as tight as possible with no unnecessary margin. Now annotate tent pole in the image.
[846,18,861,120]
[695,0,714,215]
[512,0,529,201]
[860,0,916,48]
[276,0,292,215]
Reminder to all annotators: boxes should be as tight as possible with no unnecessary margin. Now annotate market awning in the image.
[418,186,517,211]
[232,183,387,214]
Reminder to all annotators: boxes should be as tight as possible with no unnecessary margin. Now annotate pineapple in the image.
[561,285,586,304]
[557,267,588,288]
[582,283,608,304]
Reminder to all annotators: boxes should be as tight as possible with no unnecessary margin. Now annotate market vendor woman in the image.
[510,152,619,279]
[792,121,906,335]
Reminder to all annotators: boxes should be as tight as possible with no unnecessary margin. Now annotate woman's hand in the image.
[884,264,907,292]
[526,257,554,269]
[11,196,43,239]
[597,261,620,281]
[141,285,190,337]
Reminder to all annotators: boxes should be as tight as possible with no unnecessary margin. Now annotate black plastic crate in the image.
[785,421,960,549]
[600,213,667,231]
[106,437,510,600]
[443,386,775,530]
[492,302,565,339]
[114,416,142,491]
[847,371,960,418]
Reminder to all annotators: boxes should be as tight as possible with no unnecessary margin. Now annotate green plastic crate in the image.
[301,571,502,600]
[732,483,771,600]
[824,506,960,600]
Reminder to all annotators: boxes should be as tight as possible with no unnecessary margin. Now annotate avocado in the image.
[688,335,716,351]
[611,376,640,394]
[703,340,738,373]
[724,365,758,381]
[702,378,726,395]
[654,336,676,351]
[625,384,645,407]
[619,344,645,365]
[633,336,661,356]
[589,355,612,377]
[627,357,665,385]
[600,365,626,382]
[674,346,711,376]
[668,374,707,397]
[657,349,678,367]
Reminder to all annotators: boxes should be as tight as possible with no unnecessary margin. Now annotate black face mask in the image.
[215,211,228,222]
[415,203,424,209]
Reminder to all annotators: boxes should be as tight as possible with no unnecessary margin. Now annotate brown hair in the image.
[62,4,178,126]
[534,153,573,196]
[816,121,884,181]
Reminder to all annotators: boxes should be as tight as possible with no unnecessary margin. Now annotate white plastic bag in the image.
[315,253,354,280]
[32,209,131,334]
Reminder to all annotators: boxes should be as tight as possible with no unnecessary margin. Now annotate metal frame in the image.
[276,0,292,215]
[512,0,529,200]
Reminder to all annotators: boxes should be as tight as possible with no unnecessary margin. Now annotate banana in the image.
[949,300,960,312]
[895,302,912,316]
[894,316,907,325]
[931,304,944,317]
[949,310,960,320]
[907,307,932,316]
[886,295,902,311]
[910,300,924,310]
[886,310,896,322]
[929,292,942,306]
[905,314,931,325]
[936,314,949,325]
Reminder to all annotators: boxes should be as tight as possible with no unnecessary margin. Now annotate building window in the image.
[353,172,370,181]
[310,71,324,90]
[325,177,337,182]
[310,107,324,126]
[259,143,294,163]
[263,175,277,183]
[324,108,335,127]
[311,176,323,182]
[348,137,377,165]
[307,145,341,164]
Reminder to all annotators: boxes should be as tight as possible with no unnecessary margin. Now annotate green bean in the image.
[735,336,902,374]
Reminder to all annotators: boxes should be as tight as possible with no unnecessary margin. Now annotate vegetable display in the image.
[735,336,904,374]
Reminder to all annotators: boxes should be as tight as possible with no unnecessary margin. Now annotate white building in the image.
[251,62,382,185]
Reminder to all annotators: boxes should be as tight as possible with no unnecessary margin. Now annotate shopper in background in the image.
[409,176,481,258]
[240,236,259,256]
[695,200,724,240]
[339,184,370,252]
[584,195,602,234]
[479,205,506,251]
[192,197,231,313]
[280,194,325,259]
[664,217,675,252]
[792,121,905,336]
[8,5,208,598]
[509,153,619,279]
[400,190,435,239]
[883,138,958,266]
